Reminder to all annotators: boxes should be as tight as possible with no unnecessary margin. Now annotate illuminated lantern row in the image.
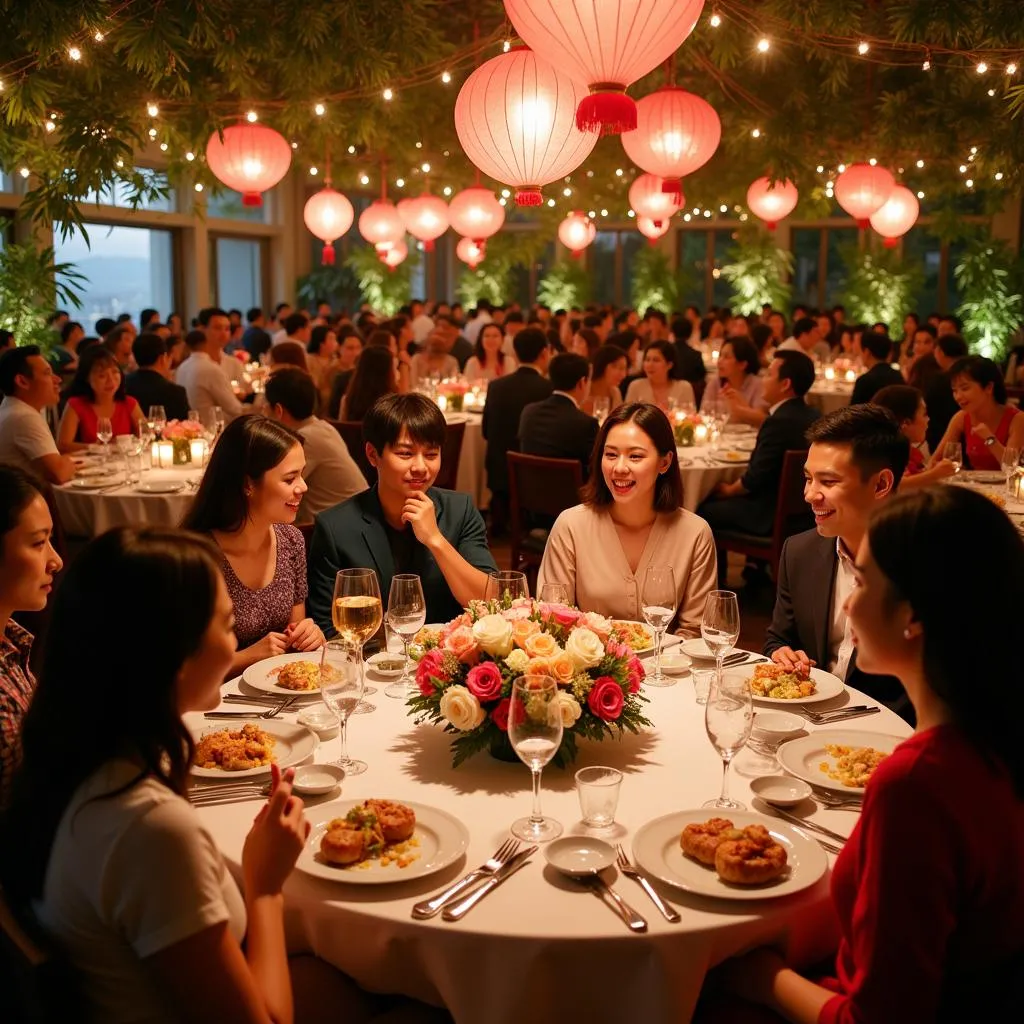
[834,163,895,227]
[456,237,487,268]
[628,173,679,226]
[205,124,292,207]
[636,215,671,242]
[447,186,505,243]
[303,187,354,265]
[746,177,799,230]
[558,211,597,257]
[378,239,408,269]
[359,200,405,248]
[870,185,920,246]
[398,193,449,251]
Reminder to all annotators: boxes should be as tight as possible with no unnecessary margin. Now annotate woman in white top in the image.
[624,340,696,412]
[409,330,459,389]
[463,323,516,383]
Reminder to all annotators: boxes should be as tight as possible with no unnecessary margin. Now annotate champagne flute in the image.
[1001,446,1020,496]
[213,405,226,436]
[385,574,426,699]
[96,416,113,464]
[332,568,383,694]
[320,641,367,775]
[642,564,677,687]
[484,570,529,605]
[703,672,753,809]
[508,676,563,842]
[538,582,569,605]
[148,405,166,437]
[701,590,740,693]
[943,441,963,474]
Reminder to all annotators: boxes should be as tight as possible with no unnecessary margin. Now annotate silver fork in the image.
[799,705,879,725]
[812,789,863,810]
[411,837,520,919]
[615,845,680,923]
[204,703,290,720]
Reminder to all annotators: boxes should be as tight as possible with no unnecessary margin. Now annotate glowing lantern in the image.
[621,88,721,199]
[456,237,486,268]
[397,193,449,251]
[205,124,292,206]
[869,185,920,247]
[378,239,408,270]
[454,47,598,206]
[746,177,799,230]
[557,211,597,257]
[628,173,679,226]
[834,163,895,226]
[504,0,706,134]
[637,215,671,242]
[358,200,404,247]
[447,186,505,243]
[303,187,355,265]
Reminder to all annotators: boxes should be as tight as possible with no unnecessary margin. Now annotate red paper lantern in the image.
[869,185,920,247]
[454,47,597,206]
[397,193,449,251]
[557,211,597,257]
[834,163,896,227]
[303,187,355,265]
[205,124,292,207]
[505,0,705,134]
[636,215,671,242]
[745,177,799,230]
[628,173,679,226]
[378,239,408,270]
[447,186,505,243]
[358,200,405,247]
[456,237,486,269]
[621,88,720,200]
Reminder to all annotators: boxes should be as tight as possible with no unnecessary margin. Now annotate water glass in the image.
[538,582,569,605]
[592,395,611,424]
[943,441,963,474]
[484,570,529,604]
[96,417,113,462]
[509,677,563,842]
[692,667,715,705]
[703,672,753,810]
[642,564,677,687]
[148,405,167,436]
[701,590,741,692]
[385,574,426,699]
[320,642,367,776]
[1002,446,1021,496]
[575,766,622,829]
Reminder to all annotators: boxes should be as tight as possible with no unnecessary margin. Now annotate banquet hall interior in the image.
[1,2,1023,1023]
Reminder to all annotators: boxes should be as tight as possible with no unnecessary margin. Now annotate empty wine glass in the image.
[96,416,113,463]
[592,395,611,424]
[642,564,677,687]
[385,574,426,699]
[320,642,367,776]
[508,676,563,842]
[701,590,741,692]
[148,405,167,437]
[703,672,753,809]
[484,570,529,605]
[943,441,963,474]
[1001,446,1020,496]
[538,582,569,605]
[213,406,226,436]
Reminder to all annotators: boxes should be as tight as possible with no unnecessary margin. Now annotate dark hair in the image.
[948,355,1008,404]
[751,323,774,354]
[343,346,396,421]
[275,302,291,315]
[366,329,396,351]
[182,415,302,533]
[197,306,228,327]
[867,487,1024,795]
[773,350,815,397]
[95,317,115,337]
[581,402,683,512]
[265,367,317,421]
[792,316,817,339]
[139,308,159,328]
[0,345,43,396]
[644,309,668,326]
[807,404,910,486]
[475,322,505,363]
[512,327,549,364]
[591,344,628,381]
[0,527,224,910]
[505,311,524,326]
[915,323,937,340]
[605,329,640,354]
[574,328,601,360]
[184,328,207,351]
[59,321,82,344]
[67,346,126,402]
[131,331,167,369]
[938,314,963,332]
[363,392,446,455]
[860,331,892,361]
[246,307,263,324]
[582,314,602,331]
[936,333,969,360]
[0,464,43,539]
[872,384,925,425]
[268,341,308,371]
[308,324,334,355]
[722,336,759,377]
[282,312,309,337]
[643,339,676,370]
[699,316,719,342]
[670,317,688,341]
[549,352,590,392]
[103,325,133,355]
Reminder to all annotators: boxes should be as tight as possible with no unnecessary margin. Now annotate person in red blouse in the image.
[708,486,1024,1022]
[57,345,144,451]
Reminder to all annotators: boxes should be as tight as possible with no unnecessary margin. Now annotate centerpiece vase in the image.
[171,438,193,465]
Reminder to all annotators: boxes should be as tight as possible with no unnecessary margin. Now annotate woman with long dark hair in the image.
[700,336,764,420]
[582,345,628,416]
[339,346,398,422]
[624,340,696,412]
[464,322,515,382]
[57,346,144,450]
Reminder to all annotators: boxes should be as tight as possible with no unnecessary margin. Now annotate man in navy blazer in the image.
[308,393,497,632]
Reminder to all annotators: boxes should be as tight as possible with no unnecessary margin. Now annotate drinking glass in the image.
[135,419,154,468]
[592,395,611,424]
[484,570,529,604]
[331,568,383,697]
[538,582,569,605]
[320,641,367,775]
[701,590,741,693]
[187,409,200,423]
[385,574,426,699]
[148,405,167,437]
[213,406,226,436]
[96,417,113,463]
[943,441,963,474]
[703,672,753,809]
[1001,446,1021,496]
[508,677,563,842]
[642,564,677,687]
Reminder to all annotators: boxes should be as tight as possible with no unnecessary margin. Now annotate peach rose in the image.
[549,651,576,686]
[511,618,541,650]
[443,625,480,665]
[525,657,552,679]
[524,631,559,659]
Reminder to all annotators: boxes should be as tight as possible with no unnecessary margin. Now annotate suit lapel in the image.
[812,535,838,664]
[360,489,396,583]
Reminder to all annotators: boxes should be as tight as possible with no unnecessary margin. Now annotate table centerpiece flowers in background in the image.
[673,411,710,448]
[407,596,652,767]
[161,419,205,464]
[436,376,470,413]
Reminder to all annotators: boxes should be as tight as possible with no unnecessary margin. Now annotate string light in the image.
[185,151,195,161]
[916,159,925,168]
[415,141,422,149]
[147,103,159,117]
[396,177,405,187]
[857,42,869,55]
[147,127,157,138]
[194,183,204,192]
[976,62,988,74]
[68,46,82,61]
[115,158,124,168]
[359,174,370,185]
[994,172,1004,180]
[500,188,511,198]
[837,163,847,173]
[348,145,356,154]
[615,168,624,176]
[19,167,29,178]
[443,186,452,196]
[502,40,511,52]
[720,204,728,213]
[869,157,877,165]
[709,13,721,28]
[703,209,712,218]
[922,59,931,71]
[441,71,452,84]
[94,30,104,42]
[970,146,978,155]
[547,198,556,207]
[1007,63,1018,75]
[499,197,507,205]
[627,210,635,218]
[816,165,824,173]
[959,164,967,173]
[683,213,692,222]
[600,208,609,216]
[588,209,597,218]
[965,178,974,187]
[159,142,168,151]
[314,103,325,116]
[309,166,318,175]
[44,119,56,132]
[988,89,996,96]
[563,187,572,197]
[756,38,770,53]
[917,190,925,198]
[692,207,700,215]
[246,110,258,122]
[421,162,430,172]
[751,128,761,138]
[739,213,748,221]
[291,142,298,149]
[382,87,394,101]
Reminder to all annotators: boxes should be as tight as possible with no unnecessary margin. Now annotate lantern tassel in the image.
[576,88,637,135]
[241,191,263,207]
[883,237,899,248]
[570,249,584,260]
[764,221,778,231]
[661,177,685,207]
[321,243,336,265]
[424,240,435,252]
[515,188,543,207]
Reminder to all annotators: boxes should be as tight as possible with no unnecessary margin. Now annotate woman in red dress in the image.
[57,345,143,451]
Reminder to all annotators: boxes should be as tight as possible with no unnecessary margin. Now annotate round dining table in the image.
[196,658,911,1024]
[676,428,753,511]
[807,381,854,415]
[448,411,488,509]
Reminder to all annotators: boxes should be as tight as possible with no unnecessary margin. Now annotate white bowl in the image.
[544,837,615,877]
[297,706,340,739]
[291,763,345,796]
[366,652,407,679]
[679,638,716,662]
[659,653,691,675]
[750,775,813,808]
[752,711,805,743]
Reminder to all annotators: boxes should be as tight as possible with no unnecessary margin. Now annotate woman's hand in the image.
[249,632,289,661]
[930,458,957,479]
[286,618,325,652]
[242,765,310,900]
[970,420,995,442]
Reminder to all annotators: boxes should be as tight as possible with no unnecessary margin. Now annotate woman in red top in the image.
[930,355,1024,471]
[57,345,143,451]
[711,486,1024,1023]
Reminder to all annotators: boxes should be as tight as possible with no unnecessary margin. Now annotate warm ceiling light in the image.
[314,103,325,116]
[757,38,770,53]
[857,42,869,55]
[382,87,394,101]
[147,103,159,117]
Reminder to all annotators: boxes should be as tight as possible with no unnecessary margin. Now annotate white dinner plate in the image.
[135,480,184,494]
[776,729,905,795]
[297,799,470,884]
[679,638,721,661]
[186,715,318,779]
[632,808,828,900]
[444,413,470,424]
[68,475,121,489]
[724,666,846,706]
[712,451,751,465]
[730,438,757,452]
[76,463,113,477]
[242,651,329,697]
[960,471,1004,485]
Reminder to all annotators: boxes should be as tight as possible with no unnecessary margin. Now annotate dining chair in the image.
[434,421,466,491]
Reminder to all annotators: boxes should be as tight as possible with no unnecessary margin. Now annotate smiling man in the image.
[763,405,913,720]
[307,393,497,632]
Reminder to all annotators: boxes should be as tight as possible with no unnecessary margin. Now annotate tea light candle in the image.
[1011,471,1024,502]
[824,366,836,381]
[154,441,174,468]
[845,369,856,383]
[190,439,206,466]
[695,423,709,442]
[437,394,448,413]
[711,349,720,363]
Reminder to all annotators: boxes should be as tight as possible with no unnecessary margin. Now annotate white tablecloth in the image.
[198,664,911,1024]
[450,412,488,509]
[676,445,747,511]
[808,383,853,415]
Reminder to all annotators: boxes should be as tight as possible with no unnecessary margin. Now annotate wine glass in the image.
[701,590,741,692]
[96,417,113,464]
[484,570,529,605]
[213,405,226,436]
[538,582,569,605]
[943,441,963,474]
[148,405,167,437]
[332,568,382,689]
[592,395,610,424]
[1001,446,1020,496]
[642,564,677,687]
[187,409,200,423]
[508,676,563,842]
[385,574,426,699]
[320,641,367,775]
[703,672,753,809]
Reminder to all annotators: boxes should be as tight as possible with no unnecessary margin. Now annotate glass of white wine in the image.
[332,567,382,687]
[703,672,753,809]
[642,563,676,687]
[385,574,426,699]
[148,405,167,437]
[701,590,740,691]
[508,677,563,842]
[320,641,367,776]
[484,570,529,605]
[96,416,113,464]
[943,441,963,474]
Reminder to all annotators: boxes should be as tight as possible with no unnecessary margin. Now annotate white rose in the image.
[554,691,582,729]
[580,611,612,637]
[472,613,514,658]
[565,627,605,671]
[439,685,486,732]
[504,648,529,674]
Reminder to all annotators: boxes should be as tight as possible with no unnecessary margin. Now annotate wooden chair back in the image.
[435,421,466,491]
[506,452,583,575]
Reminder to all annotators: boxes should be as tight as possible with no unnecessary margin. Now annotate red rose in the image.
[491,697,512,731]
[415,649,448,696]
[465,660,503,702]
[626,656,645,694]
[587,675,625,721]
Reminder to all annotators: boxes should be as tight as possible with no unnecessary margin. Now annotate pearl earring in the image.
[903,627,913,640]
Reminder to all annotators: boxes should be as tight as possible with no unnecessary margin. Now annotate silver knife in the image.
[441,846,536,921]
[204,711,269,719]
[767,806,849,845]
[584,876,648,932]
[812,707,880,723]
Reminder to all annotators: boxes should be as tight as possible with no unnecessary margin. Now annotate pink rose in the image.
[491,697,512,731]
[538,602,581,629]
[587,675,625,721]
[626,656,645,694]
[605,639,630,660]
[443,625,479,666]
[415,649,448,695]
[465,661,504,702]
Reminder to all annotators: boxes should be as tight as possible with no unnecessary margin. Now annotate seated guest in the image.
[268,340,309,374]
[537,402,717,636]
[409,328,459,388]
[777,316,829,362]
[0,347,74,484]
[125,331,189,422]
[583,344,628,416]
[713,486,1024,1024]
[851,330,904,405]
[306,324,338,413]
[264,368,367,523]
[57,346,143,452]
[700,336,766,426]
[182,415,325,673]
[308,393,497,629]
[931,354,1024,471]
[670,317,708,387]
[49,320,83,377]
[241,306,272,360]
[872,384,956,488]
[339,346,398,421]
[464,323,516,383]
[699,350,819,538]
[606,328,644,392]
[519,353,599,479]
[924,331,968,451]
[764,405,912,718]
[174,321,245,424]
[102,323,136,373]
[0,467,62,806]
[904,323,940,388]
[624,340,696,411]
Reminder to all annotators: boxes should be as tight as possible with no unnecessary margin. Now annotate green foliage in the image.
[720,228,794,315]
[841,245,923,330]
[455,229,550,308]
[296,262,363,313]
[537,259,590,310]
[630,245,688,314]
[954,238,1024,360]
[0,244,85,352]
[344,245,413,317]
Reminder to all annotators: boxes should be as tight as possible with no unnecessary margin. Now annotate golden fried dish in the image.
[682,818,788,885]
[749,662,817,700]
[193,724,275,771]
[319,800,420,869]
[611,620,653,652]
[820,744,889,788]
[680,817,739,865]
[270,660,338,691]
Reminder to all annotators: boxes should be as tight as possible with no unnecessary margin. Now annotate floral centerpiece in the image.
[407,597,652,767]
[437,377,470,412]
[161,419,204,464]
[673,412,710,448]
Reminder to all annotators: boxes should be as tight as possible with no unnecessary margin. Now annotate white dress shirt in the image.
[828,539,858,680]
[174,351,244,422]
[0,396,58,472]
[464,312,492,346]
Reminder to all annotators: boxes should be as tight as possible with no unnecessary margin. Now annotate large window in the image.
[211,236,264,310]
[207,187,270,224]
[82,169,174,212]
[591,231,617,305]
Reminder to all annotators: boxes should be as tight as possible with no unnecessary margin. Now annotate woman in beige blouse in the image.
[537,402,717,637]
[624,340,696,411]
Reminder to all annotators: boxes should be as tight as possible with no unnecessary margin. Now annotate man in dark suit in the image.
[124,331,189,421]
[519,353,599,479]
[764,404,913,721]
[925,333,969,452]
[851,331,904,405]
[698,350,819,536]
[481,328,552,532]
[241,307,272,360]
[308,393,497,631]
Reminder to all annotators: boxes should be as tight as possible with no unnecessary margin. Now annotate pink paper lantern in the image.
[628,173,680,226]
[557,211,597,257]
[504,0,706,134]
[456,237,486,268]
[621,88,721,199]
[205,124,292,207]
[746,177,799,230]
[397,193,449,251]
[303,187,355,265]
[636,215,671,242]
[447,186,506,243]
[869,185,920,247]
[834,163,896,227]
[358,200,405,247]
[454,47,598,206]
[377,239,408,270]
